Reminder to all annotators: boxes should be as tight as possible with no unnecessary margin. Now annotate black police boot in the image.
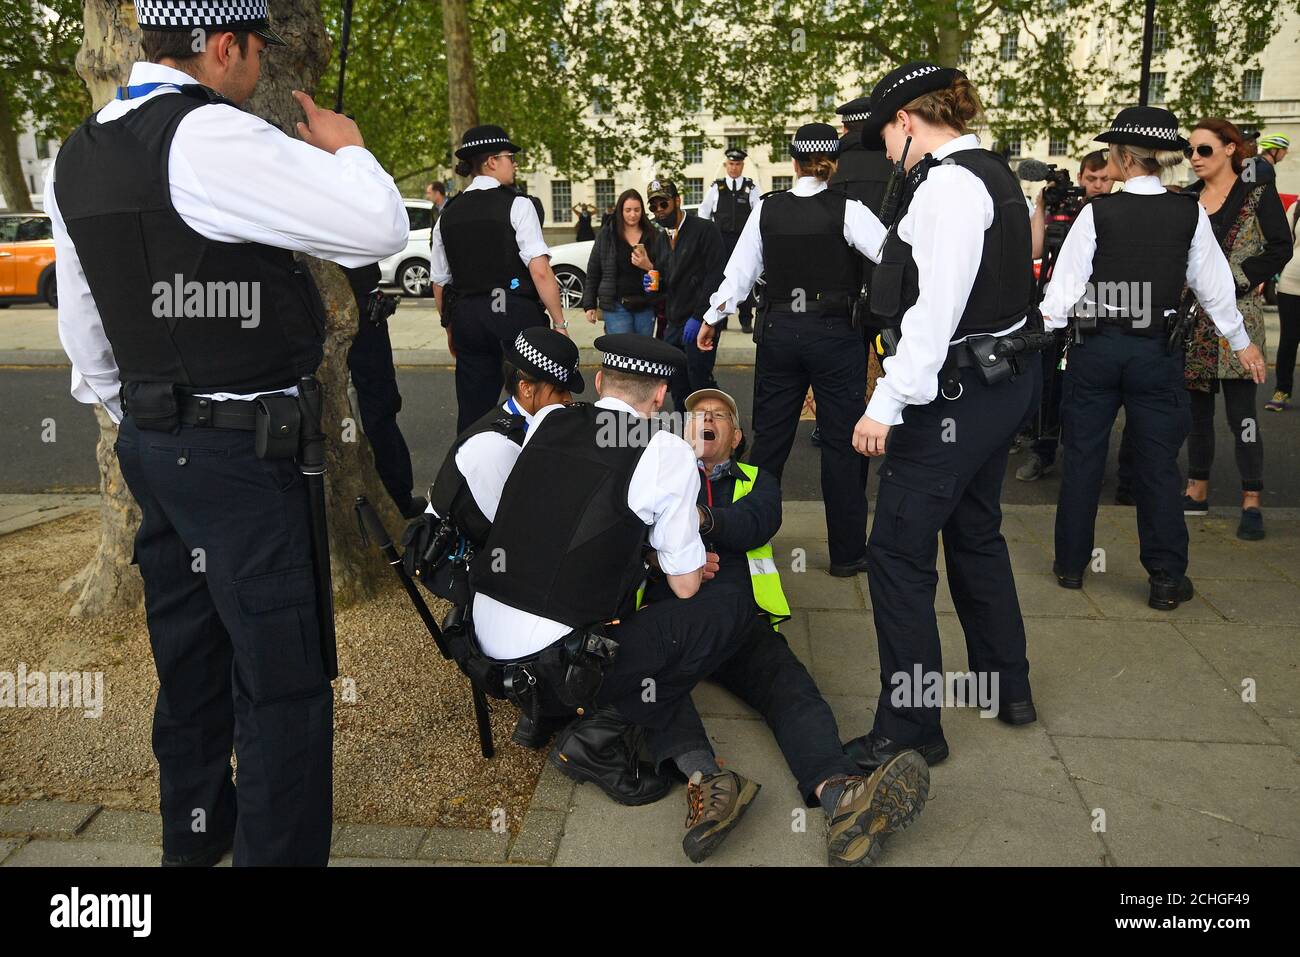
[548,709,674,806]
[161,828,234,867]
[844,729,949,773]
[1052,562,1083,589]
[512,712,569,750]
[828,554,870,577]
[997,698,1038,726]
[1148,575,1194,611]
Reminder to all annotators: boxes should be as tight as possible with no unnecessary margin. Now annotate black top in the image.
[1188,177,1293,291]
[613,233,646,298]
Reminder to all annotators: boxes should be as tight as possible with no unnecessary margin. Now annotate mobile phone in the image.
[633,243,646,257]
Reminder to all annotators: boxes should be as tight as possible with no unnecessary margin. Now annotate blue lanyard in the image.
[505,397,528,433]
[116,81,177,100]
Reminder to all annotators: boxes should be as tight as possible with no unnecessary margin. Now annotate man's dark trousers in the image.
[348,312,415,507]
[665,317,721,410]
[1055,326,1191,579]
[645,608,861,804]
[749,309,869,565]
[868,365,1035,744]
[115,415,334,866]
[451,293,548,432]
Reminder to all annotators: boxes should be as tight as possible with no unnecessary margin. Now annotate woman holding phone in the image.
[581,188,670,335]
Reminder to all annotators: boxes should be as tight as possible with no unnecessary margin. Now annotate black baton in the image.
[298,376,338,681]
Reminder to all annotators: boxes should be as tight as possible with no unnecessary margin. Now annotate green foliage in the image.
[1,0,92,140]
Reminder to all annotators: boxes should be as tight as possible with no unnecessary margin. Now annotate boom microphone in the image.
[1016,158,1054,182]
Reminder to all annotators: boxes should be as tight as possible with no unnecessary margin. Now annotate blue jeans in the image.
[603,302,655,336]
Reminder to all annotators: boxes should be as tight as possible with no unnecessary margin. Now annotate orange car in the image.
[0,212,57,308]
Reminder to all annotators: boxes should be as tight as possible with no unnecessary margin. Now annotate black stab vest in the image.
[471,403,653,628]
[429,406,527,546]
[870,148,1035,338]
[759,189,860,310]
[1085,191,1199,330]
[713,177,755,234]
[52,85,325,394]
[829,136,892,213]
[438,187,538,298]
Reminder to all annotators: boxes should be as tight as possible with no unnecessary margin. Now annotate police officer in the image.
[699,147,759,332]
[1040,106,1265,609]
[840,63,1041,770]
[698,123,877,576]
[430,125,570,432]
[47,1,409,865]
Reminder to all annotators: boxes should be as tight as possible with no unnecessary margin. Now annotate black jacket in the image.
[660,211,725,324]
[1189,177,1294,291]
[581,219,672,310]
[644,459,782,600]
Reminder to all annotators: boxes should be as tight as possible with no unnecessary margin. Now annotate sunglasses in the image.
[1184,144,1216,159]
[648,198,672,210]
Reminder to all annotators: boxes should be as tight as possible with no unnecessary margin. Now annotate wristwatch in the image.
[553,319,569,330]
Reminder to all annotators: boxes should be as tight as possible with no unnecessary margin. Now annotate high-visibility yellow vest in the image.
[732,462,792,628]
[635,462,792,628]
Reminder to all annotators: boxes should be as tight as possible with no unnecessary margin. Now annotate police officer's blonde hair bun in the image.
[902,76,984,135]
[1113,144,1185,175]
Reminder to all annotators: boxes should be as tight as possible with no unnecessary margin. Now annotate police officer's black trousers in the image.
[664,317,721,411]
[115,416,334,866]
[348,316,415,508]
[1055,327,1191,579]
[646,608,861,805]
[868,365,1035,744]
[750,311,868,565]
[451,292,548,433]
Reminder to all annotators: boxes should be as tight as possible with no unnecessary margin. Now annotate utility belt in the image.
[875,323,1055,400]
[121,379,313,461]
[757,292,858,343]
[1070,307,1185,348]
[444,605,620,721]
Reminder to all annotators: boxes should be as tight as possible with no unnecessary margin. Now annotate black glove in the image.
[400,513,449,580]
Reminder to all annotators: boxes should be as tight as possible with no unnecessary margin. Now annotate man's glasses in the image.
[689,410,733,423]
[1184,144,1216,159]
[648,198,672,211]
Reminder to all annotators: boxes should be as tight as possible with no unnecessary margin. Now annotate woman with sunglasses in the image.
[1041,107,1264,609]
[1181,119,1293,540]
[430,125,571,431]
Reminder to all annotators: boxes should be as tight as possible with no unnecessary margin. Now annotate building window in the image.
[595,141,614,167]
[684,178,704,205]
[1048,134,1068,156]
[595,178,615,212]
[1242,69,1263,102]
[998,80,1014,107]
[771,175,792,192]
[592,87,612,115]
[1000,33,1018,62]
[684,90,702,113]
[36,138,51,160]
[1247,22,1268,49]
[1151,22,1167,55]
[818,91,837,110]
[727,134,748,154]
[959,39,972,64]
[551,180,572,222]
[1149,72,1166,104]
[683,136,704,165]
[1004,135,1022,158]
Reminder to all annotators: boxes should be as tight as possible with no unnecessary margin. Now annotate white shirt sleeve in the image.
[429,217,451,285]
[698,182,719,221]
[169,104,409,266]
[1038,203,1099,329]
[630,432,707,575]
[46,172,124,423]
[455,431,524,523]
[509,195,551,266]
[1186,205,1249,351]
[706,197,764,322]
[843,198,888,263]
[865,165,994,426]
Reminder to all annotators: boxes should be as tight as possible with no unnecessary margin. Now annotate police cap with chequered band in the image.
[836,95,872,124]
[1094,106,1189,151]
[455,124,523,161]
[505,327,585,395]
[788,123,842,158]
[724,148,748,161]
[859,61,962,151]
[594,334,685,381]
[134,0,286,45]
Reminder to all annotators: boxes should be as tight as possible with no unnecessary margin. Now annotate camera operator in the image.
[1017,152,1135,492]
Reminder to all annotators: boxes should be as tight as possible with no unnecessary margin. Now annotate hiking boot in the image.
[548,709,673,806]
[682,769,760,863]
[826,751,930,867]
[1015,452,1055,482]
[1264,390,1290,412]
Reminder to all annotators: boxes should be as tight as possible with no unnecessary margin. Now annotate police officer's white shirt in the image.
[707,175,887,320]
[424,399,553,522]
[698,175,758,221]
[472,394,707,661]
[46,61,410,423]
[427,175,550,286]
[1039,174,1249,351]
